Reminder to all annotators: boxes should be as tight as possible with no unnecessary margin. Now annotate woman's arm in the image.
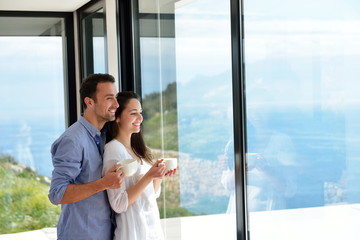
[153,179,162,195]
[153,168,177,198]
[103,142,129,213]
[126,160,166,206]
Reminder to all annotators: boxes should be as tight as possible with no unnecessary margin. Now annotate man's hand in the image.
[60,164,125,204]
[102,164,125,190]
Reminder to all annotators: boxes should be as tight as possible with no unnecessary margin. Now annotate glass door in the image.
[134,0,236,239]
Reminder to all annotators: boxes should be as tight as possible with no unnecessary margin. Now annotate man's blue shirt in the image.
[48,116,113,240]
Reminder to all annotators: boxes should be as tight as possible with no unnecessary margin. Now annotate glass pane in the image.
[82,8,106,76]
[137,0,235,239]
[242,0,360,239]
[0,17,65,234]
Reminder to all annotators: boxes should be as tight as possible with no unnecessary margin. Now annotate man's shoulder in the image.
[53,121,88,144]
[67,120,87,134]
[51,122,91,156]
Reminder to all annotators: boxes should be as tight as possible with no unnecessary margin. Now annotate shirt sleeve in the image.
[103,141,130,213]
[154,184,161,198]
[48,136,83,205]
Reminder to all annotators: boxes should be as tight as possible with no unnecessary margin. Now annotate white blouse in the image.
[102,139,164,240]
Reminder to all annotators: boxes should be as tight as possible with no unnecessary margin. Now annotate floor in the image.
[1,204,359,240]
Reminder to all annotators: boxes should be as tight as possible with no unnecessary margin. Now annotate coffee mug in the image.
[116,158,138,176]
[162,158,178,171]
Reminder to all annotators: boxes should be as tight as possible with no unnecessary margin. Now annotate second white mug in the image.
[161,158,177,171]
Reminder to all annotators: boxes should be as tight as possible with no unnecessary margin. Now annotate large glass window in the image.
[0,16,69,234]
[135,0,236,239]
[241,0,360,239]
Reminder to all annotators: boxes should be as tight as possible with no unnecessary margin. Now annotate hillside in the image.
[142,80,230,214]
[142,81,179,151]
[0,151,193,235]
[0,154,60,234]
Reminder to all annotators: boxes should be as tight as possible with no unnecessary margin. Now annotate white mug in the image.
[116,159,138,176]
[162,158,178,171]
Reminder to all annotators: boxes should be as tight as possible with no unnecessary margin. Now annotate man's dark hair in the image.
[79,73,115,109]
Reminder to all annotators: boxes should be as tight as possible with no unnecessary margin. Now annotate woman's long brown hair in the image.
[106,91,153,164]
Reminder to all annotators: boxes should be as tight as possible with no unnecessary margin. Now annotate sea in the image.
[0,118,64,178]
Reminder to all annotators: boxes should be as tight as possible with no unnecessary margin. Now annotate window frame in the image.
[77,0,107,80]
[230,0,248,239]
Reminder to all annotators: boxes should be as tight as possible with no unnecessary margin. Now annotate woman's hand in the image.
[165,167,178,177]
[146,159,167,179]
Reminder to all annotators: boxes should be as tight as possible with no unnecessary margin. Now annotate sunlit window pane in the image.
[81,8,106,76]
[0,17,65,234]
[242,0,360,239]
[137,0,235,239]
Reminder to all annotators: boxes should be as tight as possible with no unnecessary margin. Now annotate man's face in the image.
[92,82,119,123]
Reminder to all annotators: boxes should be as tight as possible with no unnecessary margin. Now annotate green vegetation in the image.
[159,206,196,219]
[143,108,179,150]
[142,82,196,218]
[142,82,179,151]
[0,155,60,234]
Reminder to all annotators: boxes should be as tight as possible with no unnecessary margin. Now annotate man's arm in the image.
[60,164,124,204]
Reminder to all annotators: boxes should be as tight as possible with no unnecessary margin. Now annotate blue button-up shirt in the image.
[48,116,113,240]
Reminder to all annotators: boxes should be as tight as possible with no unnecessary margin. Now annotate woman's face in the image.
[117,98,143,135]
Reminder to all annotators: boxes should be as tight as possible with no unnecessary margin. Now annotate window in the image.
[134,0,236,239]
[241,0,360,238]
[0,14,73,234]
[80,3,107,77]
[134,0,360,239]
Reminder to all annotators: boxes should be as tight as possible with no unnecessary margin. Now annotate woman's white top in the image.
[102,139,164,240]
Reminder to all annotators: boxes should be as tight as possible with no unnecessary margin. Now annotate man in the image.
[48,73,125,240]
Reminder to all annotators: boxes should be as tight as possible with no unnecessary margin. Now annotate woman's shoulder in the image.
[104,139,128,161]
[105,139,126,150]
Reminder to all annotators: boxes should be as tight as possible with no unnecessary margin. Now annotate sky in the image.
[0,37,65,120]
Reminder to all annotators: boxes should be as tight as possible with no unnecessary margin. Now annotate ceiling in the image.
[0,0,197,13]
[0,0,91,12]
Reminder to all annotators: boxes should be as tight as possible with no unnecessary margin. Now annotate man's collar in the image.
[79,115,101,138]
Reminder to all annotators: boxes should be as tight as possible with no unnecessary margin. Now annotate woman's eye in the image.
[130,111,142,116]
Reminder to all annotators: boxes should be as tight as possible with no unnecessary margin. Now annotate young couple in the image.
[48,73,177,240]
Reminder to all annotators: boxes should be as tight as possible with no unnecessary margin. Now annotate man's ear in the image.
[84,97,94,108]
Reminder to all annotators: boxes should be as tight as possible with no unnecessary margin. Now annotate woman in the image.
[102,91,176,240]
